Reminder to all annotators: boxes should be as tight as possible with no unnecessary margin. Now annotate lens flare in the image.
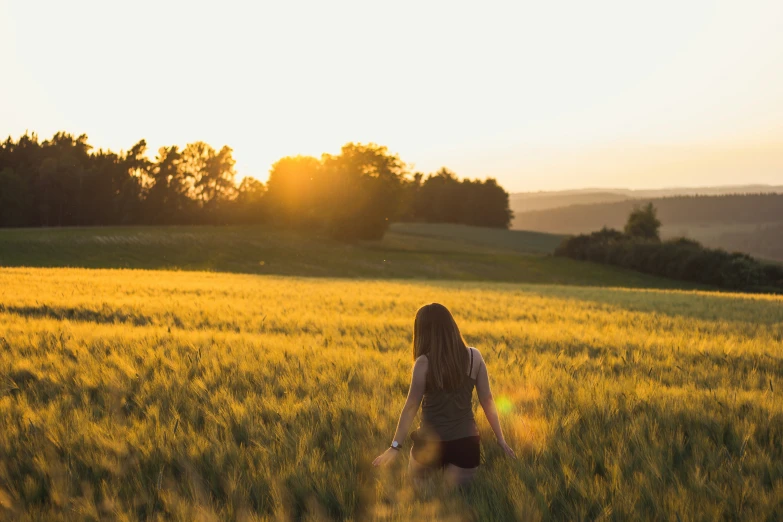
[497,396,513,415]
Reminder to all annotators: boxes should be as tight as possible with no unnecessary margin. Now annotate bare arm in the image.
[391,355,427,442]
[373,356,428,466]
[476,354,516,458]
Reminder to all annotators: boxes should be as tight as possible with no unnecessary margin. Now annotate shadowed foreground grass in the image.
[1,268,782,520]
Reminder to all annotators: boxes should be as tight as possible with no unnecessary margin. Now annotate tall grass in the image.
[0,268,781,520]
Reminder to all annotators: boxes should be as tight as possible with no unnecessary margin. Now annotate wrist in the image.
[390,440,402,451]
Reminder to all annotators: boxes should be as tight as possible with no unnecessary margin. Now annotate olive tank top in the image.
[419,347,479,441]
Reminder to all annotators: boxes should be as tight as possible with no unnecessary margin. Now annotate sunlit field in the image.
[1,267,782,520]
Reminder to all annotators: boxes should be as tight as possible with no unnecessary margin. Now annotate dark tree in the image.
[0,168,30,226]
[624,202,661,240]
[405,168,513,228]
[0,131,513,238]
[145,146,194,224]
[232,177,267,223]
[320,143,408,240]
[181,142,237,222]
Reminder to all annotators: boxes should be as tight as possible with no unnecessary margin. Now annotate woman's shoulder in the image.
[467,347,485,376]
[414,354,429,368]
[412,355,429,384]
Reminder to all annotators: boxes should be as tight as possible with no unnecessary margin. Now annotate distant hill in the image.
[512,193,783,262]
[511,184,783,213]
[510,192,631,212]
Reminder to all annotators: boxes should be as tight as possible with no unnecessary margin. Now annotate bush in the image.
[555,231,783,293]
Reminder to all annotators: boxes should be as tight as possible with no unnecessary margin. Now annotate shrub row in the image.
[555,228,783,292]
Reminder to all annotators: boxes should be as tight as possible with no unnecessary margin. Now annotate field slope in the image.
[1,267,782,520]
[0,223,692,289]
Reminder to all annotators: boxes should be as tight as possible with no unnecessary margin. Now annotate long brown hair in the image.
[413,303,469,390]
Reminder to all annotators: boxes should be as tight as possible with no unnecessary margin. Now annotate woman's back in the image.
[419,347,479,440]
[372,304,516,484]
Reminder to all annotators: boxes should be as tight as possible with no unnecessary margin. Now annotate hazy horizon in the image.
[2,0,782,192]
[511,182,783,195]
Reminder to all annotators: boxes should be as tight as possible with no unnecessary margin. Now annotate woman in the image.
[372,303,516,486]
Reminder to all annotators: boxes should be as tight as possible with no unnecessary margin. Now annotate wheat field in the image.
[1,267,782,520]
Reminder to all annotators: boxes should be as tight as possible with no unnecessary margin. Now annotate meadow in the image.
[1,265,782,521]
[0,223,685,289]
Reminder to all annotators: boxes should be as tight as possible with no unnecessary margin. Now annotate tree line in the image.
[555,204,783,293]
[0,132,512,239]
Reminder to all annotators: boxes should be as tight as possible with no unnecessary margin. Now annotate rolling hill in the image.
[510,184,783,212]
[512,193,783,262]
[0,223,693,289]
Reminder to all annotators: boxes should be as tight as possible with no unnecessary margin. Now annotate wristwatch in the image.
[390,440,402,450]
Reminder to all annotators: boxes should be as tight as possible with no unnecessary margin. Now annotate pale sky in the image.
[1,0,782,191]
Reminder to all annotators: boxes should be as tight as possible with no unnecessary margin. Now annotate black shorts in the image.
[410,430,481,469]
